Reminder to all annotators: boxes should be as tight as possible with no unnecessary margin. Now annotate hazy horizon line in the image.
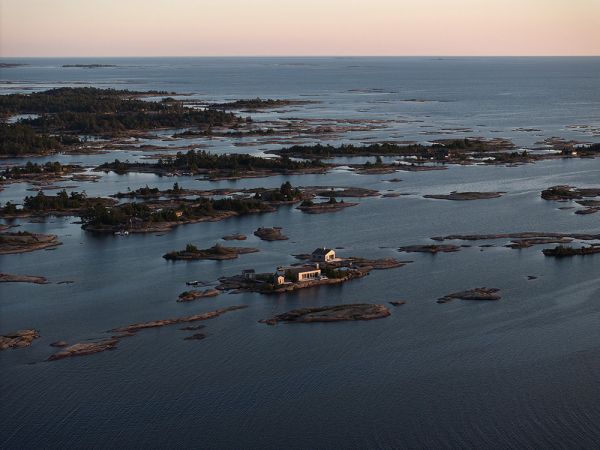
[3,54,599,59]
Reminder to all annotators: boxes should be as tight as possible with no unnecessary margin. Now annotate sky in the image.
[1,0,598,57]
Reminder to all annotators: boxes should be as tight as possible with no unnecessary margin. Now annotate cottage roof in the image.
[242,269,255,274]
[312,247,333,256]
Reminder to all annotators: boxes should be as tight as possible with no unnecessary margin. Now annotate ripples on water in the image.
[1,57,600,449]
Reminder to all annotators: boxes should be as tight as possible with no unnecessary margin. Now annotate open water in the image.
[1,57,600,449]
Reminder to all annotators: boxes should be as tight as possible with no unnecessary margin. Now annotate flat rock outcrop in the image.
[423,192,503,201]
[222,235,247,241]
[183,333,206,340]
[0,233,61,255]
[296,202,357,214]
[439,287,501,302]
[177,289,221,302]
[259,303,390,325]
[431,232,600,242]
[398,244,461,253]
[46,340,118,361]
[0,330,40,350]
[504,237,573,249]
[0,273,49,284]
[106,305,248,333]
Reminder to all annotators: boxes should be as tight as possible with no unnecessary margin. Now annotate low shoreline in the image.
[0,273,49,284]
[0,232,62,255]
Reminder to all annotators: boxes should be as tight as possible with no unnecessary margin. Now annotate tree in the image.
[285,269,298,283]
[3,201,17,214]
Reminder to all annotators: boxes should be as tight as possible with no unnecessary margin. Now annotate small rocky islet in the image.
[177,289,220,302]
[163,243,259,260]
[0,272,49,284]
[259,303,390,325]
[296,199,358,214]
[437,288,501,303]
[254,227,289,241]
[423,191,504,201]
[46,340,118,361]
[0,330,40,350]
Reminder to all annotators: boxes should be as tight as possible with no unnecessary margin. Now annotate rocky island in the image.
[95,151,328,181]
[0,232,61,254]
[177,289,221,302]
[423,191,503,201]
[1,190,116,220]
[398,244,462,253]
[46,340,119,361]
[296,198,357,214]
[81,197,275,234]
[254,227,289,241]
[215,250,406,295]
[106,305,249,333]
[0,330,40,350]
[163,243,259,260]
[0,272,49,284]
[541,185,600,201]
[259,303,390,325]
[438,288,501,303]
[542,245,600,257]
[431,232,600,242]
[222,235,247,241]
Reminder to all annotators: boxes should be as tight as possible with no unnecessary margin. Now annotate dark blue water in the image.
[1,57,600,449]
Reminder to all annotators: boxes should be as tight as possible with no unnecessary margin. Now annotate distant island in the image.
[61,64,118,68]
[208,98,317,110]
[0,63,29,68]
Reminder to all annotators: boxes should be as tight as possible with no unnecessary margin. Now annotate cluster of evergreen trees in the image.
[0,87,239,155]
[1,160,66,179]
[164,243,234,259]
[542,245,600,257]
[264,181,302,201]
[23,190,89,211]
[278,142,426,157]
[0,123,65,156]
[208,98,290,110]
[320,264,350,279]
[22,108,235,135]
[277,139,498,158]
[0,87,168,115]
[81,197,270,228]
[169,149,326,172]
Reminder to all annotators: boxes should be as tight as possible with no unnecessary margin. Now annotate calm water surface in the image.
[1,57,600,449]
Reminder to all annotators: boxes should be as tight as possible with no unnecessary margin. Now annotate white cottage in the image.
[311,247,335,262]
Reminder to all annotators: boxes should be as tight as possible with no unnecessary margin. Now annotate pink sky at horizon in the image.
[1,0,599,57]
